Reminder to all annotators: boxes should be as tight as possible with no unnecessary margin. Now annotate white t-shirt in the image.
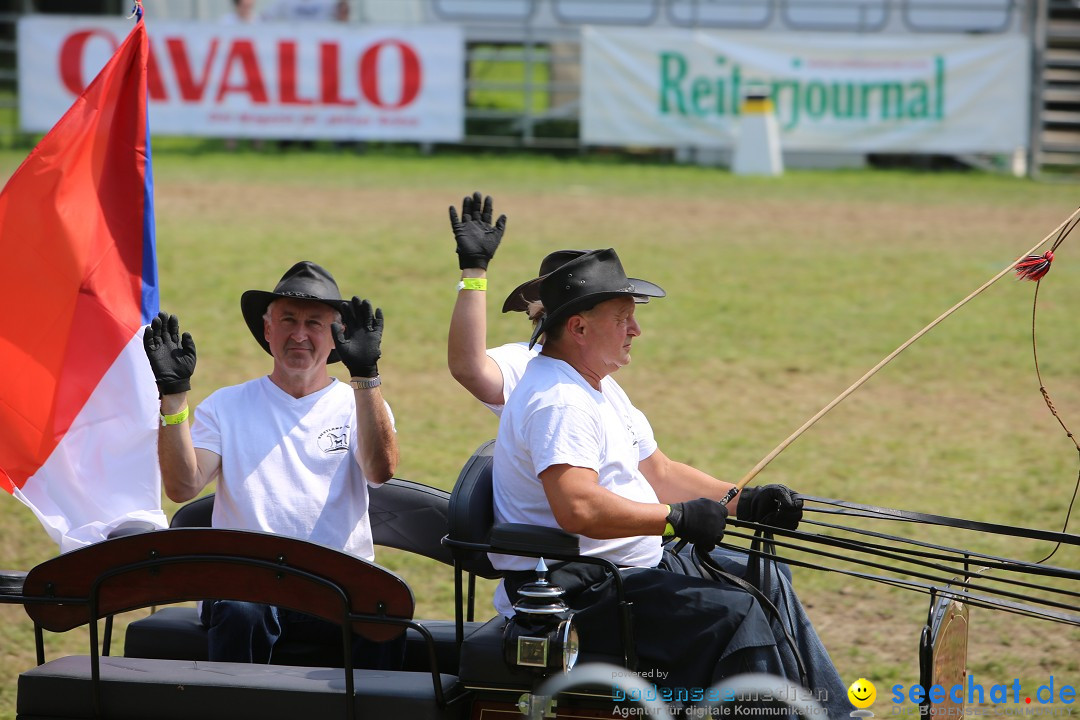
[492,355,662,575]
[483,344,650,614]
[482,342,539,416]
[191,376,393,560]
[483,341,632,413]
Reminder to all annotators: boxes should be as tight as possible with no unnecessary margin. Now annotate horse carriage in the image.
[2,439,1078,720]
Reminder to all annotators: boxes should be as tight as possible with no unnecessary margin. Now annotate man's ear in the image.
[565,313,588,344]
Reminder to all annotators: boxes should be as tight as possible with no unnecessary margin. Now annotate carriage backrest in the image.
[445,439,501,580]
[171,478,455,566]
[21,528,414,643]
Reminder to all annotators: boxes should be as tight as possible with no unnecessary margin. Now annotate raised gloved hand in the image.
[736,484,803,530]
[143,312,197,395]
[666,498,728,552]
[333,297,382,378]
[449,191,507,270]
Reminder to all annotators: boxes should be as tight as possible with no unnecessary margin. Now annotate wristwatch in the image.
[349,376,382,390]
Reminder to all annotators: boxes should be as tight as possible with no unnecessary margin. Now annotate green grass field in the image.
[1,146,1078,717]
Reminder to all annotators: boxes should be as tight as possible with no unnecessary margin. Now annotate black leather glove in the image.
[449,191,506,270]
[666,498,728,551]
[332,297,382,378]
[142,312,196,395]
[736,484,803,530]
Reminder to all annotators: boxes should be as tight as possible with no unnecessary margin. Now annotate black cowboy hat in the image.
[503,249,657,314]
[529,248,665,348]
[502,249,589,313]
[240,261,345,364]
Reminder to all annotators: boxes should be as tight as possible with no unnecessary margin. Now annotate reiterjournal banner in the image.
[19,16,464,141]
[582,27,1028,153]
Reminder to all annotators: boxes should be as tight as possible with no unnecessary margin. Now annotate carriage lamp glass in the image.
[503,558,579,674]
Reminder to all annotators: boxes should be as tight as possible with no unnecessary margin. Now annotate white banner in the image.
[19,17,464,141]
[582,28,1029,153]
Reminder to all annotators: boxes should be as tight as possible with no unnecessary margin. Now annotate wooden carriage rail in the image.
[17,528,453,720]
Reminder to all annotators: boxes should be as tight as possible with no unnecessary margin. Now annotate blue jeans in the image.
[698,546,854,719]
[201,600,405,669]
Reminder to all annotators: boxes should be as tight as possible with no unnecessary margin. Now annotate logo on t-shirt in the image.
[317,425,350,453]
[624,413,640,447]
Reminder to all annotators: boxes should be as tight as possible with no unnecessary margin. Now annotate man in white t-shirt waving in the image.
[142,260,399,667]
[492,248,850,715]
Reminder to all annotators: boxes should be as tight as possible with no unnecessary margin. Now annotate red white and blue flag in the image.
[0,17,167,552]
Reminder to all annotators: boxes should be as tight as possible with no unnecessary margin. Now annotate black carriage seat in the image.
[444,440,634,691]
[445,439,501,635]
[124,478,478,674]
[17,529,463,720]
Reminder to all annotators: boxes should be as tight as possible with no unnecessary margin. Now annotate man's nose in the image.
[628,316,641,337]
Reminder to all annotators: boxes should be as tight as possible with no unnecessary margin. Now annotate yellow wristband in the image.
[458,278,487,291]
[663,504,675,537]
[160,406,189,427]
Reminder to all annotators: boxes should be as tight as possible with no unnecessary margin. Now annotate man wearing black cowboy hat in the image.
[490,248,851,715]
[447,194,824,657]
[447,191,660,414]
[142,260,399,667]
[446,190,596,415]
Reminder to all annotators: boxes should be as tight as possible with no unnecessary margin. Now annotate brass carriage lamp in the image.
[503,558,580,674]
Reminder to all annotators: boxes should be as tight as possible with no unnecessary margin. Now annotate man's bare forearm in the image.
[158,392,202,502]
[353,387,398,484]
[642,450,739,512]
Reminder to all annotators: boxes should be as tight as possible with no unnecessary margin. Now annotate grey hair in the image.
[264,298,342,325]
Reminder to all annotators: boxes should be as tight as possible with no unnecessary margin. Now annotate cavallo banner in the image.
[19,16,464,141]
[582,27,1029,153]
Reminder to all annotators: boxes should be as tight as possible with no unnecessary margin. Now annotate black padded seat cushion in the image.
[18,656,464,720]
[124,606,479,675]
[458,616,523,688]
[123,607,207,661]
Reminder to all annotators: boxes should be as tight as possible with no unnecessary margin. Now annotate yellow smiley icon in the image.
[848,678,877,709]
